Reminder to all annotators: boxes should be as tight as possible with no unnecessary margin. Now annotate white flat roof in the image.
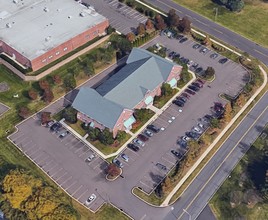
[0,0,107,60]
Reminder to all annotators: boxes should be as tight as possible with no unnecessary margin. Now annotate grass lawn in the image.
[174,0,268,47]
[210,125,268,220]
[67,121,87,137]
[131,109,155,133]
[88,133,131,156]
[153,89,178,108]
[133,188,164,206]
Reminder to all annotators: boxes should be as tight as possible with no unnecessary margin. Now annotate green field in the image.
[210,125,268,219]
[174,0,268,47]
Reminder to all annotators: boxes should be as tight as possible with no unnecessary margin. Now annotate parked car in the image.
[210,53,219,59]
[127,143,140,152]
[50,122,62,132]
[85,154,95,162]
[192,44,201,49]
[46,120,55,128]
[192,82,203,88]
[85,194,96,206]
[147,124,160,133]
[179,37,188,43]
[113,158,123,168]
[133,138,145,147]
[171,150,182,158]
[188,85,199,92]
[185,89,195,95]
[138,134,149,142]
[196,79,205,85]
[59,130,69,138]
[181,92,190,99]
[219,58,228,64]
[144,129,153,137]
[177,96,187,103]
[192,126,202,134]
[200,47,208,54]
[186,131,199,139]
[168,51,176,58]
[204,114,214,121]
[191,62,199,69]
[172,99,184,107]
[121,153,129,162]
[198,123,204,129]
[156,163,167,171]
[181,136,190,142]
[176,34,184,40]
[195,67,203,74]
[177,139,188,149]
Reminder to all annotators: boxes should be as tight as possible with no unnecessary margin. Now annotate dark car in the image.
[219,58,228,64]
[192,82,203,88]
[188,85,199,92]
[179,37,188,43]
[171,150,182,158]
[113,158,123,168]
[204,114,214,121]
[174,53,181,59]
[144,129,153,137]
[138,134,149,142]
[181,92,190,99]
[127,143,140,152]
[168,51,176,58]
[185,131,199,139]
[176,34,184,40]
[192,62,198,69]
[50,122,62,132]
[147,124,160,133]
[177,96,187,103]
[177,139,188,149]
[210,53,219,59]
[185,89,195,95]
[195,67,203,74]
[172,99,184,107]
[192,44,201,49]
[156,163,167,171]
[196,79,205,85]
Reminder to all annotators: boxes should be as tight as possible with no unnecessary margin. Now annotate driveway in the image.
[82,0,147,34]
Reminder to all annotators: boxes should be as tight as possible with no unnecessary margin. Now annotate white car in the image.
[85,154,95,162]
[133,138,145,147]
[192,127,202,134]
[85,194,96,206]
[182,136,190,142]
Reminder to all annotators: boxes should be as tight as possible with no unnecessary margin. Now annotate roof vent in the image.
[45,36,51,42]
[68,15,72,19]
[44,7,49,12]
[6,23,12,28]
[13,0,18,4]
[79,12,86,17]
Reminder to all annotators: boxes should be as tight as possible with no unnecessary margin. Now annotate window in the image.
[42,59,46,63]
[48,55,53,59]
[63,47,67,51]
[56,51,60,55]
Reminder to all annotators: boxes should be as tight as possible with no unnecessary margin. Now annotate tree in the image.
[88,128,101,141]
[204,66,215,80]
[98,128,114,145]
[52,75,61,84]
[162,176,172,193]
[39,80,50,90]
[43,89,54,103]
[202,35,211,46]
[155,14,167,30]
[167,9,180,27]
[82,60,94,76]
[161,83,173,96]
[210,118,220,128]
[228,0,244,11]
[223,102,233,123]
[40,112,51,125]
[178,16,191,34]
[28,89,38,100]
[137,23,146,36]
[62,107,77,124]
[18,106,30,119]
[235,93,246,107]
[126,32,136,42]
[106,164,120,178]
[145,19,154,30]
[63,74,76,91]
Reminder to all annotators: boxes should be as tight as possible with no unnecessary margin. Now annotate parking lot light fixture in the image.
[183,209,192,220]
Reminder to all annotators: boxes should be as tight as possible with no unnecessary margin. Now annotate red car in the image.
[181,92,190,99]
[196,79,205,85]
[185,89,195,95]
[138,134,149,142]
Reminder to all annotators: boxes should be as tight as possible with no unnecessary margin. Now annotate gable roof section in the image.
[72,87,125,129]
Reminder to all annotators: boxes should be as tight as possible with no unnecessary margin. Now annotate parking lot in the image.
[145,34,249,98]
[82,0,147,34]
[0,102,9,117]
[9,116,108,212]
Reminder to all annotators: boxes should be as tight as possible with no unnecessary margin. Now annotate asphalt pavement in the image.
[144,0,268,65]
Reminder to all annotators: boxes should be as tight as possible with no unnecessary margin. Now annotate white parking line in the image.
[161,156,175,166]
[69,141,82,150]
[26,147,41,157]
[71,185,83,196]
[11,133,25,142]
[47,163,58,172]
[60,176,72,186]
[137,16,145,22]
[66,180,78,190]
[139,180,154,190]
[128,11,137,16]
[32,151,47,162]
[37,154,50,164]
[50,168,63,178]
[77,189,89,200]
[78,148,91,157]
[55,172,68,182]
[42,159,54,168]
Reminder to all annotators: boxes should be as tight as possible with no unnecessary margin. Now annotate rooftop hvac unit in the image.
[79,12,85,17]
[45,36,51,42]
[6,23,12,28]
[44,7,49,12]
[68,15,72,19]
[13,0,18,4]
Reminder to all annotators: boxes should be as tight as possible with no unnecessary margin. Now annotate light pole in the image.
[183,209,192,220]
[170,207,177,219]
[213,7,218,21]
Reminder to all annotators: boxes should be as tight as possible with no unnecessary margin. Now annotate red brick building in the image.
[0,0,109,71]
[72,48,182,137]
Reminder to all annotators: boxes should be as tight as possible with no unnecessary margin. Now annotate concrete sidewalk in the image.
[161,65,267,206]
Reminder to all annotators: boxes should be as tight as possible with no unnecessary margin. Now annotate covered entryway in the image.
[123,115,136,130]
